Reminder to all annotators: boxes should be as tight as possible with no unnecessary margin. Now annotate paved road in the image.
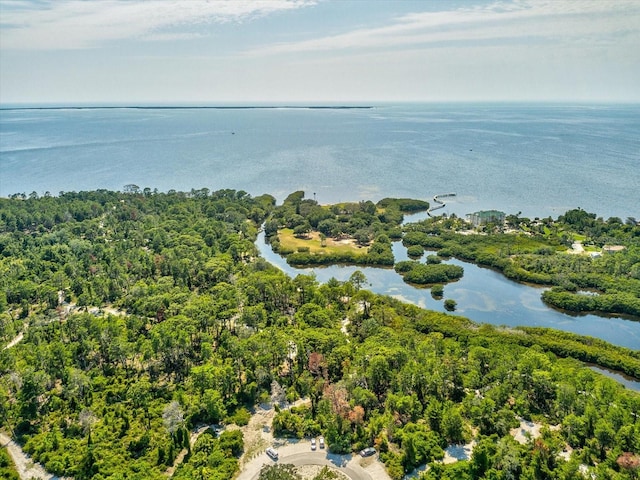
[237,439,391,480]
[280,451,370,480]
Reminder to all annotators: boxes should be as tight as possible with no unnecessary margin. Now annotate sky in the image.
[0,0,639,104]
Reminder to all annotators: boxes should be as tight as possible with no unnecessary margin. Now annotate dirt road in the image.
[0,432,65,480]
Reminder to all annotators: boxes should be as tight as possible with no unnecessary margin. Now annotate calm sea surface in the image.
[1,104,639,219]
[1,104,639,351]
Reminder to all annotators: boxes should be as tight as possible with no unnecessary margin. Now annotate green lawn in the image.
[278,228,367,255]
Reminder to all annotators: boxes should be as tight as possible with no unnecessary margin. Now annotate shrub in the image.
[402,264,464,285]
[228,407,251,426]
[395,260,419,273]
[431,284,444,298]
[218,430,244,457]
[426,255,441,264]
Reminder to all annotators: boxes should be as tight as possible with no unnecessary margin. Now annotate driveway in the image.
[236,438,391,480]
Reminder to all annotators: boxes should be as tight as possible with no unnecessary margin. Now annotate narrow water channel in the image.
[587,365,640,392]
[255,226,640,351]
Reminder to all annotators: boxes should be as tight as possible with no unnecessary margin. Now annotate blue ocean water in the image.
[1,104,639,220]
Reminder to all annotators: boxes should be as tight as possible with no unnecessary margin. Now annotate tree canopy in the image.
[0,190,638,480]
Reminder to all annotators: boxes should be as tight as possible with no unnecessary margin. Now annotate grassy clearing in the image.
[471,234,552,256]
[278,229,367,255]
[572,233,588,242]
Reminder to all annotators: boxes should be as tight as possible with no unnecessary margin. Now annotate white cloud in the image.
[0,0,317,50]
[243,0,640,56]
[1,0,638,102]
[143,32,206,42]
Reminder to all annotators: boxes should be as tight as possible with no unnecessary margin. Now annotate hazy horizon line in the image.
[2,100,640,110]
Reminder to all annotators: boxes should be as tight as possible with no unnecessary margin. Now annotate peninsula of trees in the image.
[0,188,638,480]
[265,191,428,267]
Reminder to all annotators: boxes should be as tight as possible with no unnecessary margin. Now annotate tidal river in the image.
[255,218,640,351]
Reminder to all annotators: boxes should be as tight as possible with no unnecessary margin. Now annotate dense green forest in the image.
[1,189,639,479]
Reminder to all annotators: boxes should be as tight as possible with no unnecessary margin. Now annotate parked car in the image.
[360,447,376,457]
[319,436,325,449]
[311,438,317,450]
[266,447,279,460]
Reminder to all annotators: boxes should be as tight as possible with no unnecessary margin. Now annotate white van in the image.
[266,447,279,460]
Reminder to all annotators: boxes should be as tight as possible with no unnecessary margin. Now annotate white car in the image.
[266,447,279,460]
[360,447,376,457]
[319,436,325,449]
[311,438,317,450]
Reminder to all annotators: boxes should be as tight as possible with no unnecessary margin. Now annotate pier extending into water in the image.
[427,193,456,216]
